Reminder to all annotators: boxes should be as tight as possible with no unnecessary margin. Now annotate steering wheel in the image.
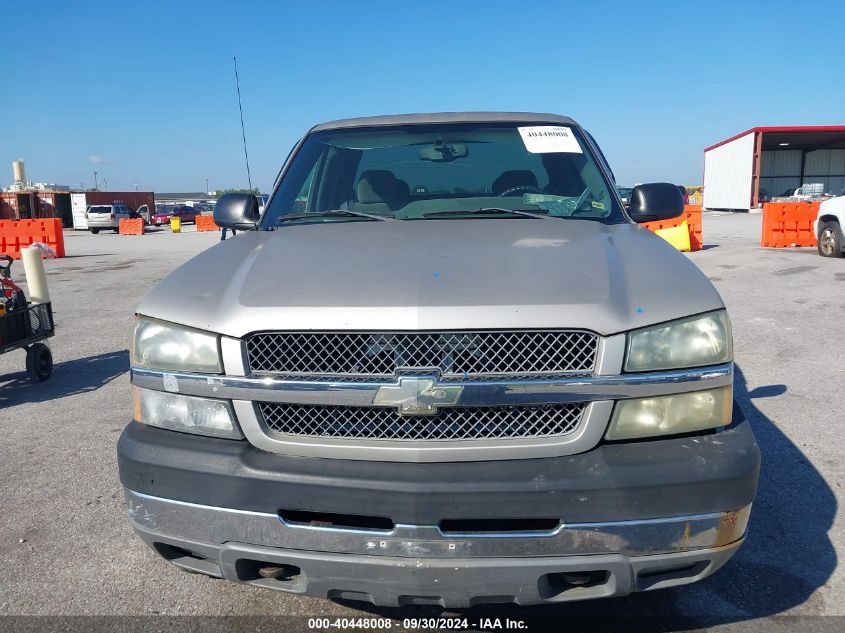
[498,185,544,197]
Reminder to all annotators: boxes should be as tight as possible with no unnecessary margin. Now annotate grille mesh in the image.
[246,331,597,377]
[258,402,585,441]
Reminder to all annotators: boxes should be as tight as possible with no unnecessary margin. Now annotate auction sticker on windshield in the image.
[518,126,582,153]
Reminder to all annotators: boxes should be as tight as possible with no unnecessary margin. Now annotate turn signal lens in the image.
[606,386,732,440]
[132,386,242,439]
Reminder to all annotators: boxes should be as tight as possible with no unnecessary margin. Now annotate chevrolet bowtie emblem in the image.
[373,376,463,416]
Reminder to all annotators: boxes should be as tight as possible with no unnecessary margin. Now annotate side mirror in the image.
[213,193,260,231]
[628,183,685,223]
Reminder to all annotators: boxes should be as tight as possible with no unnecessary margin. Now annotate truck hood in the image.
[136,219,724,337]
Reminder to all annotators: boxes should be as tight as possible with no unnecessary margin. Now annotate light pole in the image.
[93,171,98,189]
[135,183,139,192]
[205,177,209,194]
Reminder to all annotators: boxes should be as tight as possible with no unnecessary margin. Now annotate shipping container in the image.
[69,191,155,229]
[0,192,36,220]
[34,191,73,226]
[0,193,15,220]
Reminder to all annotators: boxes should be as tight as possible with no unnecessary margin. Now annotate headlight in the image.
[625,310,732,372]
[132,317,222,373]
[132,386,242,439]
[605,386,732,440]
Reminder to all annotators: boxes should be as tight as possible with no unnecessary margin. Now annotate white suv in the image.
[86,204,131,234]
[815,195,845,258]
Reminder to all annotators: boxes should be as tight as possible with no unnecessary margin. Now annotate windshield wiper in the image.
[275,210,391,224]
[422,208,550,219]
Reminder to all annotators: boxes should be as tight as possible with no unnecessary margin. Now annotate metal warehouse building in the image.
[703,126,845,211]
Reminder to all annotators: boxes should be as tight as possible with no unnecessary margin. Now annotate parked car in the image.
[814,194,845,258]
[192,203,214,214]
[150,205,198,226]
[119,112,759,607]
[85,204,131,234]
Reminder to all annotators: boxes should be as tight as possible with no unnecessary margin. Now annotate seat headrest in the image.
[492,170,539,195]
[357,170,409,204]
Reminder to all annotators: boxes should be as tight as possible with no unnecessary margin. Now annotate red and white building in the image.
[703,126,845,211]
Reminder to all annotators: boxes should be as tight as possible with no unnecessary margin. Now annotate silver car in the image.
[86,204,131,234]
[119,113,759,607]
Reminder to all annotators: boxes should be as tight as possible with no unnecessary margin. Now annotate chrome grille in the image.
[257,402,585,441]
[246,331,597,377]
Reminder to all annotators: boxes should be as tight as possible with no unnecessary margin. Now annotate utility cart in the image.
[0,255,54,382]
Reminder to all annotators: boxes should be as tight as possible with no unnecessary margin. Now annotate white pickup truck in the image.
[119,112,759,607]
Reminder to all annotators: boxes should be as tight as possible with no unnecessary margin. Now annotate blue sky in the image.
[1,0,843,192]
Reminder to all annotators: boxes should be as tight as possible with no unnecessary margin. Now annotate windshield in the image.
[263,122,623,226]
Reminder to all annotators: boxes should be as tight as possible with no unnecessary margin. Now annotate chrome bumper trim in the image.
[130,362,733,407]
[125,489,750,559]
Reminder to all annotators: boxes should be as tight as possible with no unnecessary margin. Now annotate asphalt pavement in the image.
[0,216,842,631]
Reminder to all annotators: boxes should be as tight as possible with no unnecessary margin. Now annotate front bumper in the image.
[130,512,744,606]
[117,407,759,606]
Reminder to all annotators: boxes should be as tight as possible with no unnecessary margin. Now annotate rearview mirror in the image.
[213,193,260,230]
[419,141,468,162]
[628,183,685,223]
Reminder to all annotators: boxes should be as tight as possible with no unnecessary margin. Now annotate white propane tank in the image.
[21,247,50,304]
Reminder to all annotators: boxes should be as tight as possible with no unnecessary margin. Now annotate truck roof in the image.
[311,112,578,132]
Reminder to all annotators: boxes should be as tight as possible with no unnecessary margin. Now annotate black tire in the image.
[113,227,120,233]
[90,228,100,234]
[26,343,53,382]
[818,221,844,258]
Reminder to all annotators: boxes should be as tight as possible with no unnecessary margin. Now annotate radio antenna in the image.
[233,56,253,190]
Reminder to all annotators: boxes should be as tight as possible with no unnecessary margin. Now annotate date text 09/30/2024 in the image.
[307,618,528,630]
